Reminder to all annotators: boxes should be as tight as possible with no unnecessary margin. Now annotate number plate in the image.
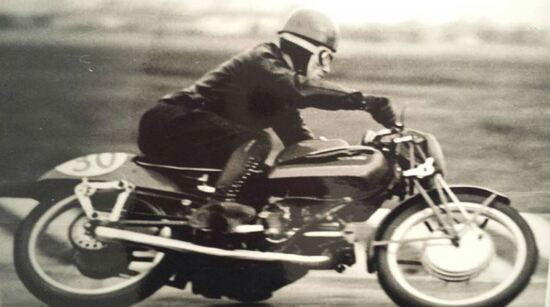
[55,153,129,177]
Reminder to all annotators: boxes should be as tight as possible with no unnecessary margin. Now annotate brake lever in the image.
[392,122,404,133]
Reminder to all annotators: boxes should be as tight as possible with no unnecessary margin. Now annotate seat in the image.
[133,156,222,173]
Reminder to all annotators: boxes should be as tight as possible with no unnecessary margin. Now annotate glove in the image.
[363,95,397,128]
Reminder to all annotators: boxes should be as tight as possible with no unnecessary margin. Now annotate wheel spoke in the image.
[397,259,423,266]
[479,218,489,229]
[119,269,140,277]
[129,253,157,263]
[423,221,434,232]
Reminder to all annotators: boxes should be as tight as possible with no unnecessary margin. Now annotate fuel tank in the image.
[267,139,392,199]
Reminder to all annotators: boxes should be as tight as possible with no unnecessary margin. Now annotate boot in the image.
[190,140,268,233]
[189,200,256,232]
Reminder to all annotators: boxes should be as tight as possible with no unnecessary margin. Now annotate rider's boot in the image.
[189,200,257,233]
[190,140,269,233]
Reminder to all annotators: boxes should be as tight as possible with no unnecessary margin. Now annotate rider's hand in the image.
[362,96,397,129]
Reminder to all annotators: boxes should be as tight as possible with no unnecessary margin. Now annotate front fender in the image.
[29,152,182,201]
[366,185,510,273]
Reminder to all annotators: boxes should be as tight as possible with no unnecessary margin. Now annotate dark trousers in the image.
[138,101,271,201]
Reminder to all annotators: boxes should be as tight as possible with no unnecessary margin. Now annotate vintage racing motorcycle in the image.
[13,120,538,307]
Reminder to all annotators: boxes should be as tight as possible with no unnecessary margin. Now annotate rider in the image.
[137,8,397,232]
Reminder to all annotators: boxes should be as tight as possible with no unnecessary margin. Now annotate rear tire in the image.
[375,193,538,307]
[14,194,174,307]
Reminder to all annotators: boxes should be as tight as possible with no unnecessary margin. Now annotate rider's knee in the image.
[241,131,272,160]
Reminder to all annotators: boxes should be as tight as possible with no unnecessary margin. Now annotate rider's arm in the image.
[254,51,363,110]
[271,109,315,146]
[254,49,397,128]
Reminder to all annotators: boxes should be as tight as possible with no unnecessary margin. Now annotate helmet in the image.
[278,8,339,52]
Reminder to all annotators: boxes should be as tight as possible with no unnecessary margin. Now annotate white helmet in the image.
[278,8,340,52]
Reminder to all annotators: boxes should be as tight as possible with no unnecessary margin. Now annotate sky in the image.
[1,0,549,27]
[298,0,550,26]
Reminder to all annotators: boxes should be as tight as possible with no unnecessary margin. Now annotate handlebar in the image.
[391,122,404,133]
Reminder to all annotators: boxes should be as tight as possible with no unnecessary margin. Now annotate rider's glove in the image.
[362,95,397,129]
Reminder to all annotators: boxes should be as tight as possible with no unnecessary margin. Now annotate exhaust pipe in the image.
[95,226,332,267]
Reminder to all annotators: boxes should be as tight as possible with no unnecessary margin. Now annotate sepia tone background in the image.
[0,0,549,305]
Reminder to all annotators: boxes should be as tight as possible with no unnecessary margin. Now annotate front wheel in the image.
[375,193,538,307]
[14,194,174,307]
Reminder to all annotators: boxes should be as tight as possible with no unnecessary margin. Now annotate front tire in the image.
[14,194,174,307]
[375,193,538,307]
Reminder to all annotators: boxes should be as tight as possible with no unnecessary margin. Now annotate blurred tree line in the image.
[1,9,549,46]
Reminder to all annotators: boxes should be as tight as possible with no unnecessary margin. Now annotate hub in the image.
[69,214,129,278]
[69,214,105,250]
[422,225,494,282]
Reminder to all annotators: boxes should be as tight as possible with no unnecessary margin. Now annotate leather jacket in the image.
[160,42,365,146]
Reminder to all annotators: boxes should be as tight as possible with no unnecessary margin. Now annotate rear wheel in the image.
[376,193,538,307]
[14,194,174,307]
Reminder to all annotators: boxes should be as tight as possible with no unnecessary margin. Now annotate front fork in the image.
[386,157,499,245]
[421,174,497,237]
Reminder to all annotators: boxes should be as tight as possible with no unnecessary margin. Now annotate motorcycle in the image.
[13,119,538,307]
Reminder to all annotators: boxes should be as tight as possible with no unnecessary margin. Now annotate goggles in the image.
[317,48,334,68]
[280,32,334,69]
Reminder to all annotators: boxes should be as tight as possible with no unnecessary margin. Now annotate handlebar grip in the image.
[392,122,404,132]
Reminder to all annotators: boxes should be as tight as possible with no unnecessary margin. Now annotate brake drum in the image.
[422,225,494,281]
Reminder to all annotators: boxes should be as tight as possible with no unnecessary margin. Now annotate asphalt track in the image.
[1,198,548,306]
